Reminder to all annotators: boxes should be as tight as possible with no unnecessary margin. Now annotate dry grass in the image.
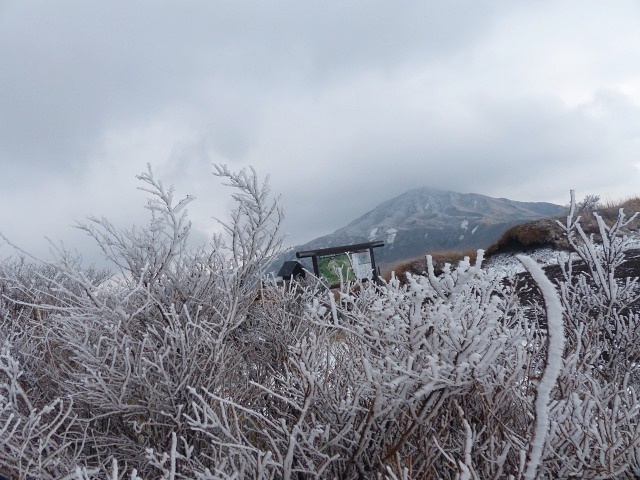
[384,249,478,284]
[583,195,640,225]
[622,196,640,210]
[484,218,566,257]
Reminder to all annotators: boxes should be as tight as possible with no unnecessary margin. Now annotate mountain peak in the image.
[340,187,562,236]
[277,187,564,269]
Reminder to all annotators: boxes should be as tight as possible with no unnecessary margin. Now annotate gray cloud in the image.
[1,0,639,262]
[0,0,508,168]
[265,89,640,245]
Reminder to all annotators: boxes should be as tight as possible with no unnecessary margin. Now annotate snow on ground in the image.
[483,233,640,280]
[484,248,574,279]
[386,228,397,244]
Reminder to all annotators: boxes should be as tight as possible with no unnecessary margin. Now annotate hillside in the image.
[388,195,640,289]
[276,186,564,271]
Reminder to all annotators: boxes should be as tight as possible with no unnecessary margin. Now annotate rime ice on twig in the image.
[517,255,565,480]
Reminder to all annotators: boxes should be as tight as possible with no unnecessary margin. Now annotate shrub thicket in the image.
[1,172,640,479]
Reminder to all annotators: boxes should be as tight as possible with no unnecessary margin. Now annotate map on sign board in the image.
[350,251,373,279]
[317,250,373,286]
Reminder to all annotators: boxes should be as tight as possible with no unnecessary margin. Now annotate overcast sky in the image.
[2,0,640,264]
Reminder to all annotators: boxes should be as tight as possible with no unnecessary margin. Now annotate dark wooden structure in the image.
[277,260,306,281]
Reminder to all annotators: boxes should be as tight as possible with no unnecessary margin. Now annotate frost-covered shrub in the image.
[544,192,640,478]
[199,251,559,479]
[1,164,285,477]
[0,339,89,479]
[1,175,640,479]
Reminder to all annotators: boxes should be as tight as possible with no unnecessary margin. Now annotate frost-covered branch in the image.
[517,255,565,480]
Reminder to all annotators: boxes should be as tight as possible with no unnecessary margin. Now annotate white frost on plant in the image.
[517,254,565,480]
[485,247,575,279]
